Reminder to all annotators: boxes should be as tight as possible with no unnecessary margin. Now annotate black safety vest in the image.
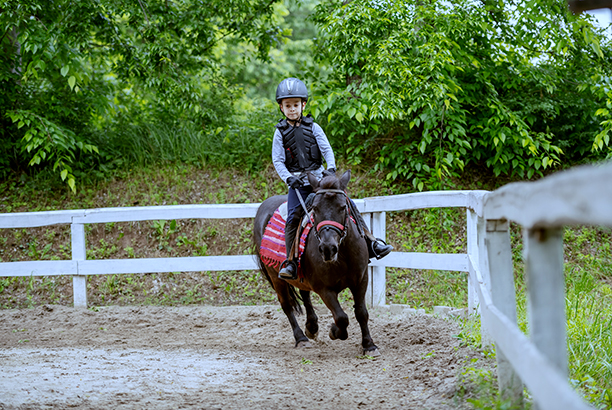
[275,115,322,172]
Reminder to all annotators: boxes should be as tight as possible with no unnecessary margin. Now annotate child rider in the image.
[272,77,393,281]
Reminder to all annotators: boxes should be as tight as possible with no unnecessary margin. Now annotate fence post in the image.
[479,215,493,348]
[486,219,523,406]
[466,209,480,315]
[365,211,386,307]
[71,222,87,308]
[370,211,386,306]
[524,227,567,410]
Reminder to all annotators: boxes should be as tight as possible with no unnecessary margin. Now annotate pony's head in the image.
[307,170,351,262]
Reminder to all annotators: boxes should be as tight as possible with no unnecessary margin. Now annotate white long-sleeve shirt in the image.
[272,121,336,186]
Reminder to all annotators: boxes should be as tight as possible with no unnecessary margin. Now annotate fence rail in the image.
[2,163,611,409]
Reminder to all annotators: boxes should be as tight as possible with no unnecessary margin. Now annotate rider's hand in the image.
[323,167,336,177]
[287,176,303,189]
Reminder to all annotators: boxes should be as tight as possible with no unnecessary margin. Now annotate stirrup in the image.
[278,260,298,280]
[372,239,393,260]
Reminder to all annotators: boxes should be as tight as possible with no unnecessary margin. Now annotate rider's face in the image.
[280,98,306,122]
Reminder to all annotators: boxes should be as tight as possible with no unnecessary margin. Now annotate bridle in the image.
[309,189,350,244]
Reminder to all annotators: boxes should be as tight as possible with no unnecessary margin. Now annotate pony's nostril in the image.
[331,245,338,255]
[319,245,334,261]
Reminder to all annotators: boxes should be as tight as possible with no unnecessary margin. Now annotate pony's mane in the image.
[318,175,341,190]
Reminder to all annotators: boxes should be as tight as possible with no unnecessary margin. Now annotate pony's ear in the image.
[307,172,319,189]
[339,170,351,191]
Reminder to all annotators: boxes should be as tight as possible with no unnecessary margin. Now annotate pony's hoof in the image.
[296,340,312,348]
[305,329,319,340]
[363,348,381,357]
[328,324,337,340]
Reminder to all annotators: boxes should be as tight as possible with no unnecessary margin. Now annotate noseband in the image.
[312,189,349,244]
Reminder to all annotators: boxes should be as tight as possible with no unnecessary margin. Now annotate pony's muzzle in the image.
[319,242,338,262]
[316,222,344,263]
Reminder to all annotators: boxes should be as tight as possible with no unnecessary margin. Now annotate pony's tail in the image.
[253,218,303,316]
[254,253,303,316]
[255,252,274,287]
[286,284,304,316]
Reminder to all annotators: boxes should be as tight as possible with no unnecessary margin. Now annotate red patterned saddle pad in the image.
[260,202,312,272]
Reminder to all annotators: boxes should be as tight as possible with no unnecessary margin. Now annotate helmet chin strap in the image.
[287,113,303,127]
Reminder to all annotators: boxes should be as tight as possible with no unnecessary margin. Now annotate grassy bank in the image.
[1,162,611,408]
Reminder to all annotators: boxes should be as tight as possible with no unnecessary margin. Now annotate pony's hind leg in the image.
[319,289,349,341]
[300,290,319,339]
[271,274,311,348]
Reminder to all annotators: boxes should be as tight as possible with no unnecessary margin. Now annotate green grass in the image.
[385,207,468,308]
[563,228,612,409]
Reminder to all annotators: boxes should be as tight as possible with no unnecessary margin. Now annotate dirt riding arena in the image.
[0,304,485,409]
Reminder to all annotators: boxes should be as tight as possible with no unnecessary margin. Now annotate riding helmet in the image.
[276,78,308,103]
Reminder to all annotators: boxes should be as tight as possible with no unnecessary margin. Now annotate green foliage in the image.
[309,0,612,189]
[386,208,468,307]
[0,0,285,188]
[92,99,278,171]
[594,91,612,160]
[231,0,322,100]
[563,228,612,408]
[6,110,99,192]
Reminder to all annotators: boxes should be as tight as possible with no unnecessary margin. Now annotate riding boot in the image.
[351,205,394,260]
[279,220,300,280]
[365,234,394,260]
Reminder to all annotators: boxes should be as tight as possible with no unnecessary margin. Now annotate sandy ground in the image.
[0,304,483,409]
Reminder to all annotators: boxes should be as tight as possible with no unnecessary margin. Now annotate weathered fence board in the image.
[1,260,78,276]
[480,163,612,410]
[368,252,468,271]
[72,203,262,224]
[0,210,82,228]
[361,190,488,213]
[483,164,612,228]
[78,255,259,275]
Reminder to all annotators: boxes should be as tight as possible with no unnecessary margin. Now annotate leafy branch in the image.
[6,110,99,192]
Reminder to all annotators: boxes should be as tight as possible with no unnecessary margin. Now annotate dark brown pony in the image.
[253,170,379,355]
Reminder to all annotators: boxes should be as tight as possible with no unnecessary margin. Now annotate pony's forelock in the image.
[318,175,340,190]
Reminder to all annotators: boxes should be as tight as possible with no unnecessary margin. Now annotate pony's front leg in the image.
[318,289,349,341]
[351,283,380,356]
[300,290,319,339]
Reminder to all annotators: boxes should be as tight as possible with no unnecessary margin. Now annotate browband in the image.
[316,220,345,232]
[315,189,346,196]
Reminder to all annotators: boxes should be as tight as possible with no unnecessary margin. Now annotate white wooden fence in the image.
[472,163,612,410]
[1,162,610,409]
[0,190,487,309]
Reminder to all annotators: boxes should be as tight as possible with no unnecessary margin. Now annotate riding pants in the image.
[285,185,313,260]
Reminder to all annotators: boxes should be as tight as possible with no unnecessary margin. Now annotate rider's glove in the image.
[323,168,336,177]
[287,176,303,189]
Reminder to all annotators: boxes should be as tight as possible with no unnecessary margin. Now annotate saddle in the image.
[259,202,313,277]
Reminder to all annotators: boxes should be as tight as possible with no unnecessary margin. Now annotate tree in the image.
[309,0,612,190]
[0,0,284,190]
